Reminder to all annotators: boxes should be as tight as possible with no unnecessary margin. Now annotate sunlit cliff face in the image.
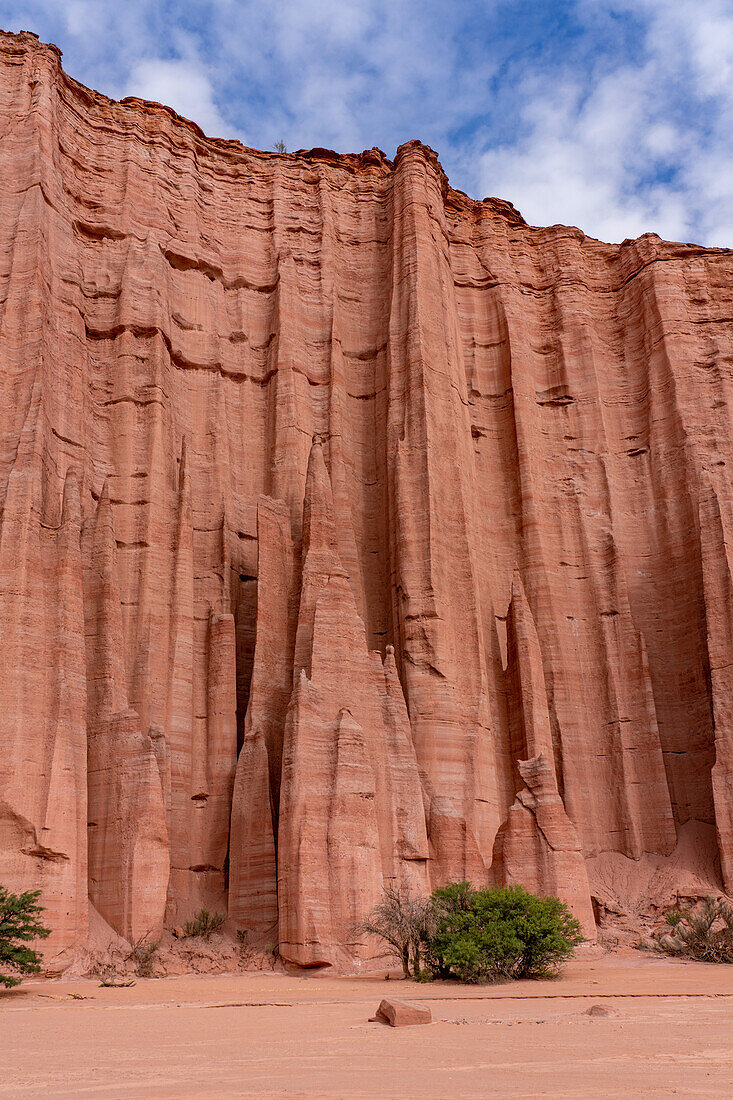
[1,29,732,969]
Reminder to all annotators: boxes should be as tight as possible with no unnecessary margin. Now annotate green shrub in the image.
[425,882,583,983]
[355,881,582,984]
[183,908,226,940]
[656,897,733,963]
[0,886,51,988]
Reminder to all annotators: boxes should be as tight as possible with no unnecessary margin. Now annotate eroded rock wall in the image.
[1,31,732,965]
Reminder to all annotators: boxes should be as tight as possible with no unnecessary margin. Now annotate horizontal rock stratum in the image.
[1,29,732,969]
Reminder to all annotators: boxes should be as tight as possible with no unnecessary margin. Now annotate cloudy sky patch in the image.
[1,0,731,245]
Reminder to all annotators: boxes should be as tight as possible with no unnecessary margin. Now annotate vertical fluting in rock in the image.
[326,709,384,936]
[492,574,596,936]
[0,386,88,958]
[387,146,498,888]
[228,723,278,936]
[83,483,169,941]
[376,646,432,894]
[699,478,733,894]
[44,471,89,956]
[277,442,428,965]
[228,496,298,935]
[186,609,238,912]
[493,754,597,938]
[2,31,733,965]
[202,612,238,866]
[505,572,556,770]
[164,439,196,916]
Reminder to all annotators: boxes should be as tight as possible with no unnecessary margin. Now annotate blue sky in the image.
[2,0,732,245]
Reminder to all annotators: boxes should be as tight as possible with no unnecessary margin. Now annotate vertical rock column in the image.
[41,472,89,957]
[0,386,88,957]
[164,440,196,915]
[493,572,596,939]
[699,479,733,893]
[84,483,169,941]
[386,143,497,885]
[187,610,238,910]
[228,496,297,936]
[277,441,429,967]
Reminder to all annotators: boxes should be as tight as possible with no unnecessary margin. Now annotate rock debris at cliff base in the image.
[0,29,732,969]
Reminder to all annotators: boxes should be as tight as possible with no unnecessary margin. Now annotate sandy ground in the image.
[2,954,732,1098]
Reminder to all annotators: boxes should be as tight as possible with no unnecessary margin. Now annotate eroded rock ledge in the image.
[1,29,732,969]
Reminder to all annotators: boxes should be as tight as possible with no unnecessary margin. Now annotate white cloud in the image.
[524,0,733,244]
[61,0,107,39]
[202,0,497,155]
[478,67,695,243]
[124,57,231,138]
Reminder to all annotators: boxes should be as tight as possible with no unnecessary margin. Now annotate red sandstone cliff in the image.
[1,30,732,968]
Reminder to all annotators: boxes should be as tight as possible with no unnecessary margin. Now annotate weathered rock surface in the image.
[374,999,432,1027]
[1,30,733,966]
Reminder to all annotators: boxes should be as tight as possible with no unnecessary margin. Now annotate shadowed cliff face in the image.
[1,30,732,968]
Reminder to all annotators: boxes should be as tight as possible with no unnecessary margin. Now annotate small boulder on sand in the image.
[372,999,432,1027]
[585,1004,619,1017]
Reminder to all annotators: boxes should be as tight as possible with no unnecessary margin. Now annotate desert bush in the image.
[656,897,733,963]
[664,906,691,928]
[183,908,226,940]
[128,934,160,977]
[0,885,50,988]
[236,930,279,967]
[236,928,256,965]
[354,886,436,979]
[425,882,583,983]
[97,965,136,988]
[355,881,582,983]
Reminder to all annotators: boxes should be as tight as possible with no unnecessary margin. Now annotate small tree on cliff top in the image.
[0,886,50,988]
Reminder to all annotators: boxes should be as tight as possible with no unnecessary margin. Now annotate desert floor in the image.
[2,953,732,1098]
